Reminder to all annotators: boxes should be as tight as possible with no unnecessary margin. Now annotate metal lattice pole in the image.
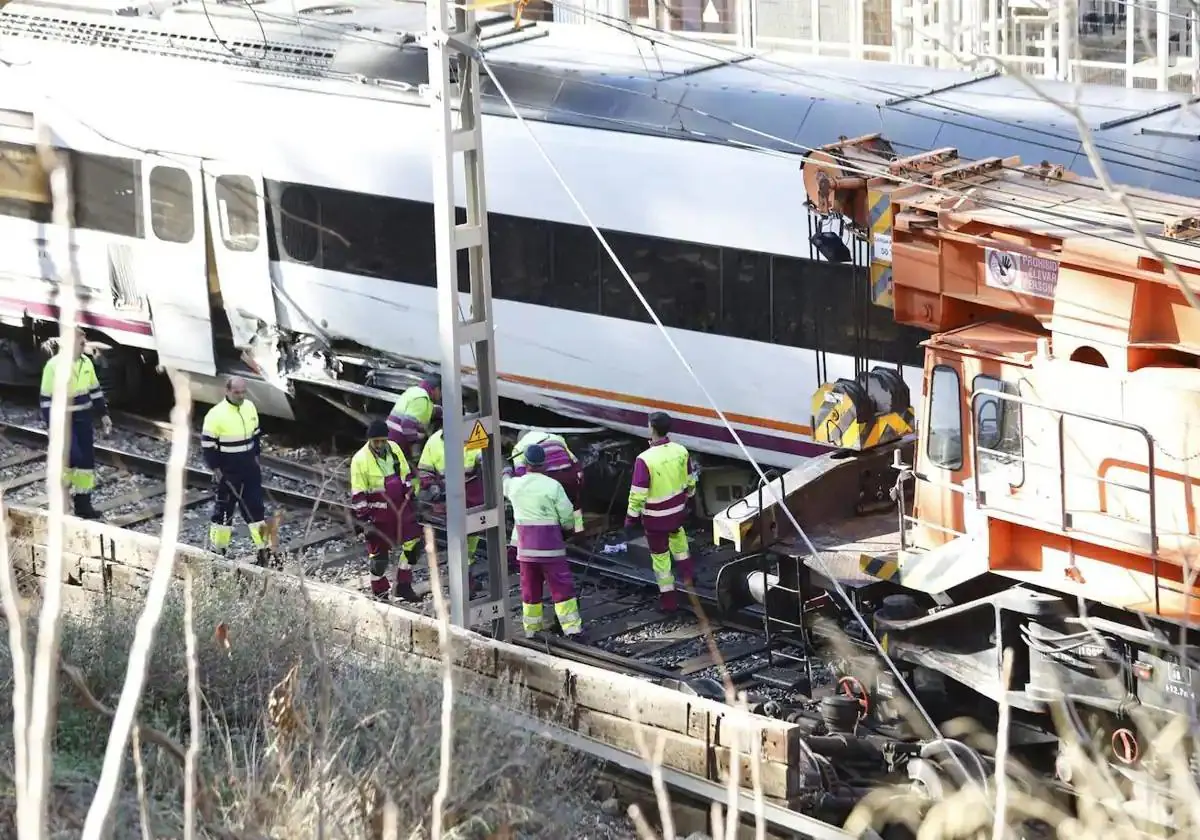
[425,0,510,638]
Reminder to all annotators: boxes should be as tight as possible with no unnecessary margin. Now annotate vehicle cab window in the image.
[927,364,963,470]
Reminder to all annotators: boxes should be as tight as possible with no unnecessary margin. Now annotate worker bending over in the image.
[39,329,111,520]
[386,374,443,461]
[625,412,697,613]
[504,444,583,638]
[512,428,585,533]
[417,425,485,594]
[201,377,271,566]
[351,419,422,603]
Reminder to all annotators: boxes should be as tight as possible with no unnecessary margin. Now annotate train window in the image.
[489,214,553,305]
[215,175,260,252]
[720,249,770,342]
[0,141,51,222]
[277,185,320,264]
[600,231,721,331]
[148,166,194,244]
[926,364,963,470]
[549,223,600,314]
[804,261,860,358]
[71,151,143,238]
[316,186,437,284]
[972,375,1025,486]
[865,303,928,367]
[599,231,650,324]
[769,257,818,349]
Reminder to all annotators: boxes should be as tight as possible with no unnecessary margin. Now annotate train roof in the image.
[2,0,1198,196]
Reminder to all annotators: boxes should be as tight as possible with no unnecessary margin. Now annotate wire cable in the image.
[13,0,1199,252]
[476,48,992,804]
[553,2,1200,182]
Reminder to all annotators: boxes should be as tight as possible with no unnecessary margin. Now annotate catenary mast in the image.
[424,0,511,636]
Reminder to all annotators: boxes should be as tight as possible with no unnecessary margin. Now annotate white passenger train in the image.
[1,0,1197,467]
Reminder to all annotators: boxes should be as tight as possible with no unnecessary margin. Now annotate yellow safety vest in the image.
[39,352,104,417]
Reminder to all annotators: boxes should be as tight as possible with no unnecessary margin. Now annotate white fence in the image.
[520,0,1200,93]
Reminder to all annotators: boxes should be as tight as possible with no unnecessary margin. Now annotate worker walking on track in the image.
[504,444,583,639]
[624,411,698,613]
[386,374,443,461]
[351,419,423,603]
[417,423,485,594]
[39,328,111,520]
[512,428,585,533]
[201,377,272,566]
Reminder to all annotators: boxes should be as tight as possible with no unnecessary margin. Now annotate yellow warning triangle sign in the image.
[465,420,489,451]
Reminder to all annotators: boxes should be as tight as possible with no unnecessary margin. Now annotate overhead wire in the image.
[171,0,1200,259]
[27,0,1192,232]
[552,1,1200,183]
[474,47,994,804]
[12,2,1200,286]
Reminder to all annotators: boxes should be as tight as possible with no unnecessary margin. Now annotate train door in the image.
[140,154,217,375]
[912,352,969,548]
[200,161,277,350]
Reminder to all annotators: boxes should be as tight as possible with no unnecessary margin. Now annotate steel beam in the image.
[425,0,510,638]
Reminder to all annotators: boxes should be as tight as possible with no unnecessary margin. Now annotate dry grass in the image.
[0,572,607,839]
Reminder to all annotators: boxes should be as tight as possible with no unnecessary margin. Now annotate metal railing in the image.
[970,388,1165,613]
[891,389,1172,612]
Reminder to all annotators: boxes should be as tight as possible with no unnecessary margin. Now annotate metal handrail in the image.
[969,388,1160,613]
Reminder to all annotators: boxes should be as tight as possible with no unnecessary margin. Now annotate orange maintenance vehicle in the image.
[712,134,1200,826]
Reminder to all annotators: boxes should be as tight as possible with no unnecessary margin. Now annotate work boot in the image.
[370,577,390,602]
[469,574,485,598]
[658,590,679,613]
[391,568,422,603]
[255,548,271,568]
[72,493,102,521]
[562,626,589,644]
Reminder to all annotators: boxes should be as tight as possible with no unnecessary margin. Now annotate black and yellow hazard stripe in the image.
[860,552,901,583]
[812,385,914,451]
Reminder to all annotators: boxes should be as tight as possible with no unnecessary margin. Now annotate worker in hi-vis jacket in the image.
[624,411,698,613]
[39,328,111,520]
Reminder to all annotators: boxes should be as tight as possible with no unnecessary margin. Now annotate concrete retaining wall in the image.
[5,505,815,802]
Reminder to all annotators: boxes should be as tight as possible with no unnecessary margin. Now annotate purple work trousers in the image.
[519,558,576,604]
[645,529,696,585]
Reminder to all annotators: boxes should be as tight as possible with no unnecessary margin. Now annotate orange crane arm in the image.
[800,135,1200,340]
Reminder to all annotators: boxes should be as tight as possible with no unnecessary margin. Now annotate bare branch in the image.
[0,495,32,827]
[990,649,1014,840]
[183,570,201,840]
[130,727,152,840]
[60,662,186,764]
[82,373,194,839]
[424,524,455,840]
[25,114,84,840]
[629,698,674,840]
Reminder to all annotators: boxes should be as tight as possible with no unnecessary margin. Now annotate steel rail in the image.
[108,410,347,488]
[0,420,350,515]
[511,633,683,681]
[6,416,781,685]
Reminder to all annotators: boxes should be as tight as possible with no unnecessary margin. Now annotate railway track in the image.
[0,406,817,697]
